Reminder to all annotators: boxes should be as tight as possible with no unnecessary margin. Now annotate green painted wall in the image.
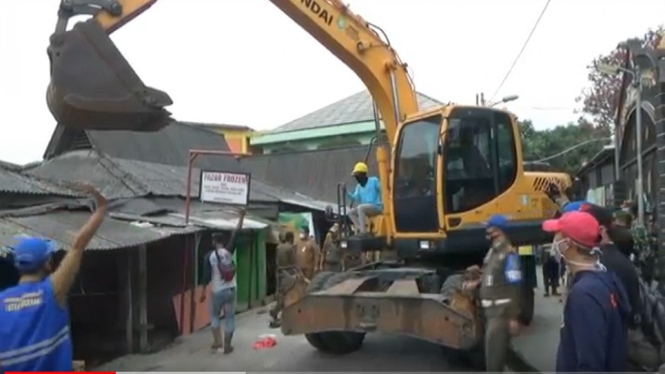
[196,230,267,312]
[234,231,267,311]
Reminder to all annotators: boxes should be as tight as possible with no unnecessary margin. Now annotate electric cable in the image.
[488,0,552,102]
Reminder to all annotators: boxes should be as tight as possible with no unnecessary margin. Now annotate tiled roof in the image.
[269,91,442,133]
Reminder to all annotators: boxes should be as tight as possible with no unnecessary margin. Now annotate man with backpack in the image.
[201,209,246,353]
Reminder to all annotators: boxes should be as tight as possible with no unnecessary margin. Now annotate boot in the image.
[269,318,281,329]
[552,286,560,296]
[223,332,234,354]
[210,327,222,350]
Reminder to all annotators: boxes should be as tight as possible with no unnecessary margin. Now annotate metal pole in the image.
[635,72,645,224]
[613,127,620,182]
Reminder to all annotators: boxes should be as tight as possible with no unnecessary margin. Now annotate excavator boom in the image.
[48,0,420,143]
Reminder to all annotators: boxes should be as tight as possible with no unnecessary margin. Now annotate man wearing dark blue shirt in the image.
[542,211,631,372]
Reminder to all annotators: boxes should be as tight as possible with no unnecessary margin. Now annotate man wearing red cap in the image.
[542,211,631,372]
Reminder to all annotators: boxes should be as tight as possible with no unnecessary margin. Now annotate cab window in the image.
[443,108,517,214]
[393,116,441,232]
[393,117,440,199]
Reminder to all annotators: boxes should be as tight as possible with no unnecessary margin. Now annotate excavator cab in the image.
[47,0,172,131]
[391,107,543,256]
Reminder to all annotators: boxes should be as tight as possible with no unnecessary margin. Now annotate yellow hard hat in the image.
[351,162,368,175]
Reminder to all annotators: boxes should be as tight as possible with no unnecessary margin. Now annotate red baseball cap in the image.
[542,211,600,249]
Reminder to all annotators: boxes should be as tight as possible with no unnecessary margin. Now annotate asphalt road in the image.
[101,270,563,372]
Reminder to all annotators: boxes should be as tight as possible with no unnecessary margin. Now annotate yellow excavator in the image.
[46,0,570,367]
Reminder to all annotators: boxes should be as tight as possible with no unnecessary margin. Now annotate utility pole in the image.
[635,74,645,224]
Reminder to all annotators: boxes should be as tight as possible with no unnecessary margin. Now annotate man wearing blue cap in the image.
[465,214,536,372]
[0,184,107,371]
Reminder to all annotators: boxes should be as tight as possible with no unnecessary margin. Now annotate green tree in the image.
[520,119,610,175]
[577,26,663,130]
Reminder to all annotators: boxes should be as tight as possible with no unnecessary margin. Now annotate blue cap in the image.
[562,201,587,213]
[486,214,509,230]
[13,237,55,271]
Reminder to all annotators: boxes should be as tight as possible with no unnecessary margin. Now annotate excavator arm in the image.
[49,0,419,144]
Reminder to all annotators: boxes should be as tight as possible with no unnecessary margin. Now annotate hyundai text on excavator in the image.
[46,0,570,366]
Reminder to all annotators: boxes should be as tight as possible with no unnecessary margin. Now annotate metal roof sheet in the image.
[240,144,383,203]
[43,121,234,170]
[110,198,269,230]
[269,91,442,133]
[0,164,80,196]
[0,211,202,251]
[28,151,330,211]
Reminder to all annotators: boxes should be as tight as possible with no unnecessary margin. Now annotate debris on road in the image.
[253,334,277,349]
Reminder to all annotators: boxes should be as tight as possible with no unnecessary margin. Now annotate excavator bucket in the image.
[47,18,173,131]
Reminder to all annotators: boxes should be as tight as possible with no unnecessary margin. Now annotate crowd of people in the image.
[2,172,664,372]
[502,184,664,372]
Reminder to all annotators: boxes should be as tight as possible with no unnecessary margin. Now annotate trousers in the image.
[210,287,236,333]
[348,204,381,233]
[484,307,537,372]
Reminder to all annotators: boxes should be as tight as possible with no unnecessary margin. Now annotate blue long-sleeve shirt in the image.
[556,269,630,372]
[347,176,382,211]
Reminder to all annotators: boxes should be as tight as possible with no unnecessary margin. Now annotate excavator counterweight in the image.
[47,17,172,131]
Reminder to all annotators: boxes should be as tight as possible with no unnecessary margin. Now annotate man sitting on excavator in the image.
[346,162,382,236]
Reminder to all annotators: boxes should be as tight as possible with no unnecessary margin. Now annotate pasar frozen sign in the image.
[199,171,251,206]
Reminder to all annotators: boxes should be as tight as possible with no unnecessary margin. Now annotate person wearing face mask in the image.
[296,226,320,280]
[346,162,382,235]
[464,214,537,372]
[542,211,631,372]
[0,184,106,372]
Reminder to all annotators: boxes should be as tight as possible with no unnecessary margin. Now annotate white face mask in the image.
[552,238,605,271]
[299,233,306,239]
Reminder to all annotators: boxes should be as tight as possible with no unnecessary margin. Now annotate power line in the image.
[532,137,611,163]
[488,0,552,102]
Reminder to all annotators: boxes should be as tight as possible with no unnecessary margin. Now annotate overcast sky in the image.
[1,0,663,164]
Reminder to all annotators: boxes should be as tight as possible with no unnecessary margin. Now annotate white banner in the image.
[199,171,251,206]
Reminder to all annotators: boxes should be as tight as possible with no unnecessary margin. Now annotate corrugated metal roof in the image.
[0,163,80,196]
[43,121,235,170]
[0,211,202,251]
[241,144,383,203]
[269,91,442,134]
[28,151,331,211]
[111,198,269,230]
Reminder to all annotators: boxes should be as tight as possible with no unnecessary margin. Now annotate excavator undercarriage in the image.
[281,265,484,360]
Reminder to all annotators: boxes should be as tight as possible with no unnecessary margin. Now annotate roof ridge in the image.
[173,121,230,138]
[246,143,369,158]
